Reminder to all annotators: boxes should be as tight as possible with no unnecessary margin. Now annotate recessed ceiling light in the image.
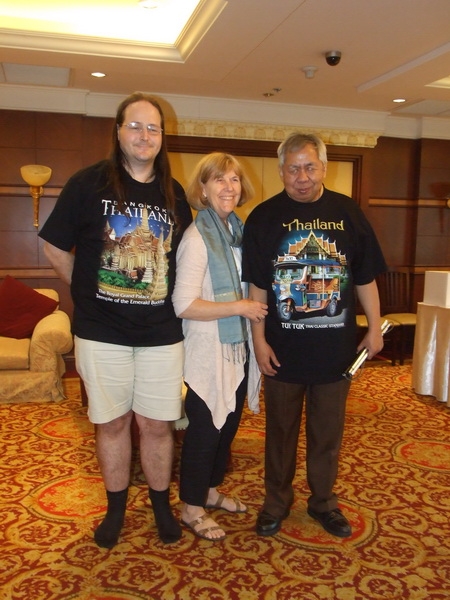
[393,98,406,103]
[91,72,106,78]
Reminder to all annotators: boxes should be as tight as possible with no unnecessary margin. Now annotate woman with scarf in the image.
[172,152,268,541]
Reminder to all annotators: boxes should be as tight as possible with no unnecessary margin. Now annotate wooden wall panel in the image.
[0,230,40,268]
[1,108,450,324]
[36,113,83,150]
[365,206,416,267]
[412,273,425,308]
[415,233,450,266]
[415,207,450,266]
[416,206,450,235]
[418,167,450,200]
[0,195,32,231]
[82,117,113,166]
[0,111,36,150]
[419,139,450,169]
[366,137,419,268]
[0,148,37,184]
[414,139,450,267]
[368,137,419,199]
[37,149,84,186]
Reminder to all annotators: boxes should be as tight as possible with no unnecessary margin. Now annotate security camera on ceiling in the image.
[325,51,342,66]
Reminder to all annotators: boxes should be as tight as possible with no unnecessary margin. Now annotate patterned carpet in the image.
[1,365,450,600]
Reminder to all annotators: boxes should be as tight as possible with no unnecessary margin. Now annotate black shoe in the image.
[307,507,352,538]
[256,510,288,537]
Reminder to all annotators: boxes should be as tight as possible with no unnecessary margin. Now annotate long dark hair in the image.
[108,92,176,222]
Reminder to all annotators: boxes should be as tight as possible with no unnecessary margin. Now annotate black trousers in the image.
[262,376,350,517]
[179,371,247,507]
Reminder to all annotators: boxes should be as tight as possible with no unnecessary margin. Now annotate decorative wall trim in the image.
[369,198,449,208]
[411,266,450,274]
[368,198,417,207]
[166,118,380,148]
[0,268,58,279]
[416,198,449,208]
[0,186,61,198]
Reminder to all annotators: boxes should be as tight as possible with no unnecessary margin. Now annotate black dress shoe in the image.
[307,507,352,538]
[256,510,288,537]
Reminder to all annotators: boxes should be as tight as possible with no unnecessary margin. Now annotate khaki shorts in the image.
[75,336,184,424]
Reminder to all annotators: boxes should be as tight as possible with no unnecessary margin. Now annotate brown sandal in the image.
[182,514,226,541]
[205,493,247,513]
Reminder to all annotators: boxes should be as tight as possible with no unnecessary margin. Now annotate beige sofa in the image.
[0,289,73,403]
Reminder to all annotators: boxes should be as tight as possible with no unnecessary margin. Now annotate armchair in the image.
[0,288,73,403]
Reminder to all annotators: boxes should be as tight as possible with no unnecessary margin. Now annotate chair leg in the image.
[391,328,399,366]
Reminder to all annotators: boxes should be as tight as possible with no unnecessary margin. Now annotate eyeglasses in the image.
[123,122,163,135]
[285,164,322,176]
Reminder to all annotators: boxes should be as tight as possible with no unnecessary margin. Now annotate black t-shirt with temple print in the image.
[39,160,193,347]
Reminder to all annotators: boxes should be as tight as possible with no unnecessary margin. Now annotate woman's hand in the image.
[238,299,268,323]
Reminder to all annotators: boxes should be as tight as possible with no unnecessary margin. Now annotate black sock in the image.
[94,488,128,549]
[149,488,182,544]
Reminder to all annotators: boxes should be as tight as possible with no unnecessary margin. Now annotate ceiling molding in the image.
[419,116,450,140]
[0,0,227,62]
[0,28,181,61]
[358,41,450,92]
[177,0,227,59]
[1,83,449,144]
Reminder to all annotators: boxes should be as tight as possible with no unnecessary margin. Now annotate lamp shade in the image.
[20,165,52,187]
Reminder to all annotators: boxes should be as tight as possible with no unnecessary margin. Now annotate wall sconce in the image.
[20,165,52,229]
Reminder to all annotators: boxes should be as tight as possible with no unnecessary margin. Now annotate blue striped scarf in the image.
[195,207,248,346]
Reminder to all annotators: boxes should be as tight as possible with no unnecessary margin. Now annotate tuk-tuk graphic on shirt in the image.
[272,230,347,321]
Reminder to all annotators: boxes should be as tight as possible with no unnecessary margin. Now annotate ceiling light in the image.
[393,98,406,103]
[91,72,106,78]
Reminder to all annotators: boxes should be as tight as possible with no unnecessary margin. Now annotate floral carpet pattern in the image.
[1,365,450,600]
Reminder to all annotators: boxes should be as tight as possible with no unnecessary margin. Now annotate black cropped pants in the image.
[179,371,247,507]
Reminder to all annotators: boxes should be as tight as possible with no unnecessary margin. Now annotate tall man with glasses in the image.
[242,132,386,538]
[39,92,192,548]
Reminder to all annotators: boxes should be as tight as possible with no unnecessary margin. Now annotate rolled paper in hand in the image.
[343,319,392,380]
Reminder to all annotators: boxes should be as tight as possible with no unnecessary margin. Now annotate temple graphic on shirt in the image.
[272,231,348,321]
[284,230,347,266]
[98,207,172,301]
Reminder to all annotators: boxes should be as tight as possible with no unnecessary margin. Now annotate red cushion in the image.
[0,276,58,339]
